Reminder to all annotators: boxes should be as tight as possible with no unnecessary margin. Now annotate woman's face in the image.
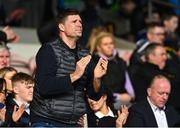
[88,95,107,111]
[97,36,114,57]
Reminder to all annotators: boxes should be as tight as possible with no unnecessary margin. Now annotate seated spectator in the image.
[0,42,10,69]
[88,32,135,109]
[126,75,180,127]
[0,78,6,126]
[129,22,165,67]
[0,67,17,93]
[4,72,34,127]
[130,43,167,102]
[162,12,179,51]
[0,39,35,76]
[0,67,17,110]
[87,86,128,127]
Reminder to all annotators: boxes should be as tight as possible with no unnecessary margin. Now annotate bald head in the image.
[147,75,171,109]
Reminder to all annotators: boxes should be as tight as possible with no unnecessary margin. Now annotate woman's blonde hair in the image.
[0,67,17,78]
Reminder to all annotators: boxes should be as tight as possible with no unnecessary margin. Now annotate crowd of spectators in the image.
[0,0,180,127]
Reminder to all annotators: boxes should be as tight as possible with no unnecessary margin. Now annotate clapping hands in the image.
[116,105,129,128]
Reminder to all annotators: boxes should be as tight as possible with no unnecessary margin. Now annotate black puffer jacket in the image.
[31,39,99,124]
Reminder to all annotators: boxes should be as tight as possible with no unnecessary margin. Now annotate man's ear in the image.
[147,88,151,96]
[58,23,65,32]
[148,53,154,61]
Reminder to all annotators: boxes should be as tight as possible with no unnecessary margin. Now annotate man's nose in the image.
[2,58,7,64]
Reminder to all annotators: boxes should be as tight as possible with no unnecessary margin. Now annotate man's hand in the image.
[70,55,91,83]
[12,104,25,122]
[116,105,129,128]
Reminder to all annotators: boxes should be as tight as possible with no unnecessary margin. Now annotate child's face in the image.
[14,82,34,103]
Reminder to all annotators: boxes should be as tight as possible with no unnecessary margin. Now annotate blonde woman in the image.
[90,32,135,109]
[0,67,17,93]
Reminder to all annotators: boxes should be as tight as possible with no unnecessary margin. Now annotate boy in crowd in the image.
[4,72,34,127]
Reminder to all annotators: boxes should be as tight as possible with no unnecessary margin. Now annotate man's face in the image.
[61,15,82,39]
[0,49,10,69]
[97,36,114,57]
[14,82,34,103]
[147,78,171,109]
[88,95,107,112]
[165,16,179,32]
[148,27,165,44]
[149,46,167,69]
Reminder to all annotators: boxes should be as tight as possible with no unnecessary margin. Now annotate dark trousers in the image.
[31,121,79,127]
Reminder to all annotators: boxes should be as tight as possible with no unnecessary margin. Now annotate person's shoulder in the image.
[129,100,148,112]
[5,97,17,110]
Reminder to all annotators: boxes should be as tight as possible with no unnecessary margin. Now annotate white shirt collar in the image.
[95,107,114,119]
[147,97,168,128]
[13,98,30,115]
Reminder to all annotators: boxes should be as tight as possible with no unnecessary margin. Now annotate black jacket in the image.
[31,38,102,125]
[4,98,30,127]
[126,99,180,127]
[129,62,166,102]
[92,53,127,93]
[87,107,117,127]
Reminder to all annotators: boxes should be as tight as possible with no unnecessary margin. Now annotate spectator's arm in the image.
[125,71,135,98]
[36,44,73,97]
[86,58,107,101]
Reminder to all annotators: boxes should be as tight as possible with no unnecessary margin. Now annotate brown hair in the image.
[0,67,17,78]
[11,72,34,87]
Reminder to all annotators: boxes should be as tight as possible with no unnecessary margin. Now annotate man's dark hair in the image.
[56,8,80,25]
[144,43,163,60]
[11,72,34,86]
[146,22,164,32]
[162,12,178,22]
